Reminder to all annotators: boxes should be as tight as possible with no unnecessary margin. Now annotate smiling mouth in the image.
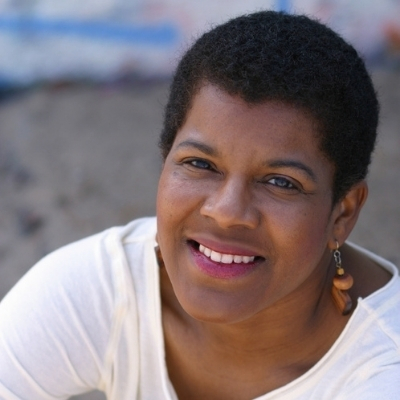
[189,240,263,265]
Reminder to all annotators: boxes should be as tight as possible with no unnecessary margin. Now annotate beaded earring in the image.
[331,241,354,315]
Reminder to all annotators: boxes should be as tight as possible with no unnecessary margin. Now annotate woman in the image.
[0,10,398,400]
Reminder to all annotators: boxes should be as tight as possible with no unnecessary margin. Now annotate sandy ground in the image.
[0,70,398,400]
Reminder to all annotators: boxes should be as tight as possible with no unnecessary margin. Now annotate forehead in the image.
[177,84,323,157]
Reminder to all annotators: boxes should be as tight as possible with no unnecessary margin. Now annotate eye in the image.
[267,176,299,191]
[184,158,213,170]
[269,177,293,188]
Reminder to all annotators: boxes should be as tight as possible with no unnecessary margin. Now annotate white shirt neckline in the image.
[146,233,399,400]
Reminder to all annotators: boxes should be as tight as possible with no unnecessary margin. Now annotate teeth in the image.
[210,251,222,262]
[221,254,234,264]
[198,244,255,264]
[234,255,242,263]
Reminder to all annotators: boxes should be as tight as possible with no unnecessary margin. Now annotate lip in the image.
[189,235,262,257]
[188,241,261,279]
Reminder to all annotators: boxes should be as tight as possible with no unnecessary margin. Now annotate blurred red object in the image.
[385,23,400,52]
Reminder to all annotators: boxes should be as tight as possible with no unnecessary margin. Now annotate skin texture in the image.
[156,85,390,399]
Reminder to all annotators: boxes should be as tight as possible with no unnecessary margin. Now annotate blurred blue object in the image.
[276,0,290,12]
[0,15,179,45]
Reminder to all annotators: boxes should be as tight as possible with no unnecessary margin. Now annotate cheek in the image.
[261,198,332,262]
[288,208,331,239]
[156,167,208,217]
[156,168,204,250]
[296,217,332,277]
[156,173,178,242]
[157,171,188,218]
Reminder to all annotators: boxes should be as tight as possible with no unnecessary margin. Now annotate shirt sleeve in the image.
[0,233,116,400]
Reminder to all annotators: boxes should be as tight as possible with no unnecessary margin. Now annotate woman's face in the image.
[157,84,337,324]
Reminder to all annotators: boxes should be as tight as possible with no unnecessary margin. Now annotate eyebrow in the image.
[175,139,218,156]
[175,139,317,182]
[267,160,317,182]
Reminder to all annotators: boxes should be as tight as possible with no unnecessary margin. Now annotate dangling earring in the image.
[331,241,353,315]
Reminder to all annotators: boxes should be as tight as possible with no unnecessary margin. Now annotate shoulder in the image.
[1,216,158,322]
[345,243,400,349]
[356,266,400,349]
[287,277,400,399]
[333,249,400,395]
[312,246,400,398]
[0,217,157,398]
[16,216,156,294]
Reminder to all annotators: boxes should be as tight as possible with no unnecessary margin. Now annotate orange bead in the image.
[331,286,352,315]
[333,272,354,290]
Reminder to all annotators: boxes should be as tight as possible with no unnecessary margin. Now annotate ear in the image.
[328,181,368,249]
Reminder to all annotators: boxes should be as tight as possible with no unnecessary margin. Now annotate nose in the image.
[200,176,259,229]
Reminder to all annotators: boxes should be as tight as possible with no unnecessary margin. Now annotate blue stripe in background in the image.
[0,15,179,45]
[276,0,291,12]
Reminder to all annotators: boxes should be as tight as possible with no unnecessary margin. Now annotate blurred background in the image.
[0,1,399,399]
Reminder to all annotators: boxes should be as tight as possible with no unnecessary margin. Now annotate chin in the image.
[174,283,264,325]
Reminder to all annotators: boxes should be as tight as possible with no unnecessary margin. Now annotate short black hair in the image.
[159,11,379,203]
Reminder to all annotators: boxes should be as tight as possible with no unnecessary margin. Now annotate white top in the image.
[0,217,399,400]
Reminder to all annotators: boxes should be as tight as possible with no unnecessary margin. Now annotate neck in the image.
[201,283,340,365]
[161,253,347,370]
